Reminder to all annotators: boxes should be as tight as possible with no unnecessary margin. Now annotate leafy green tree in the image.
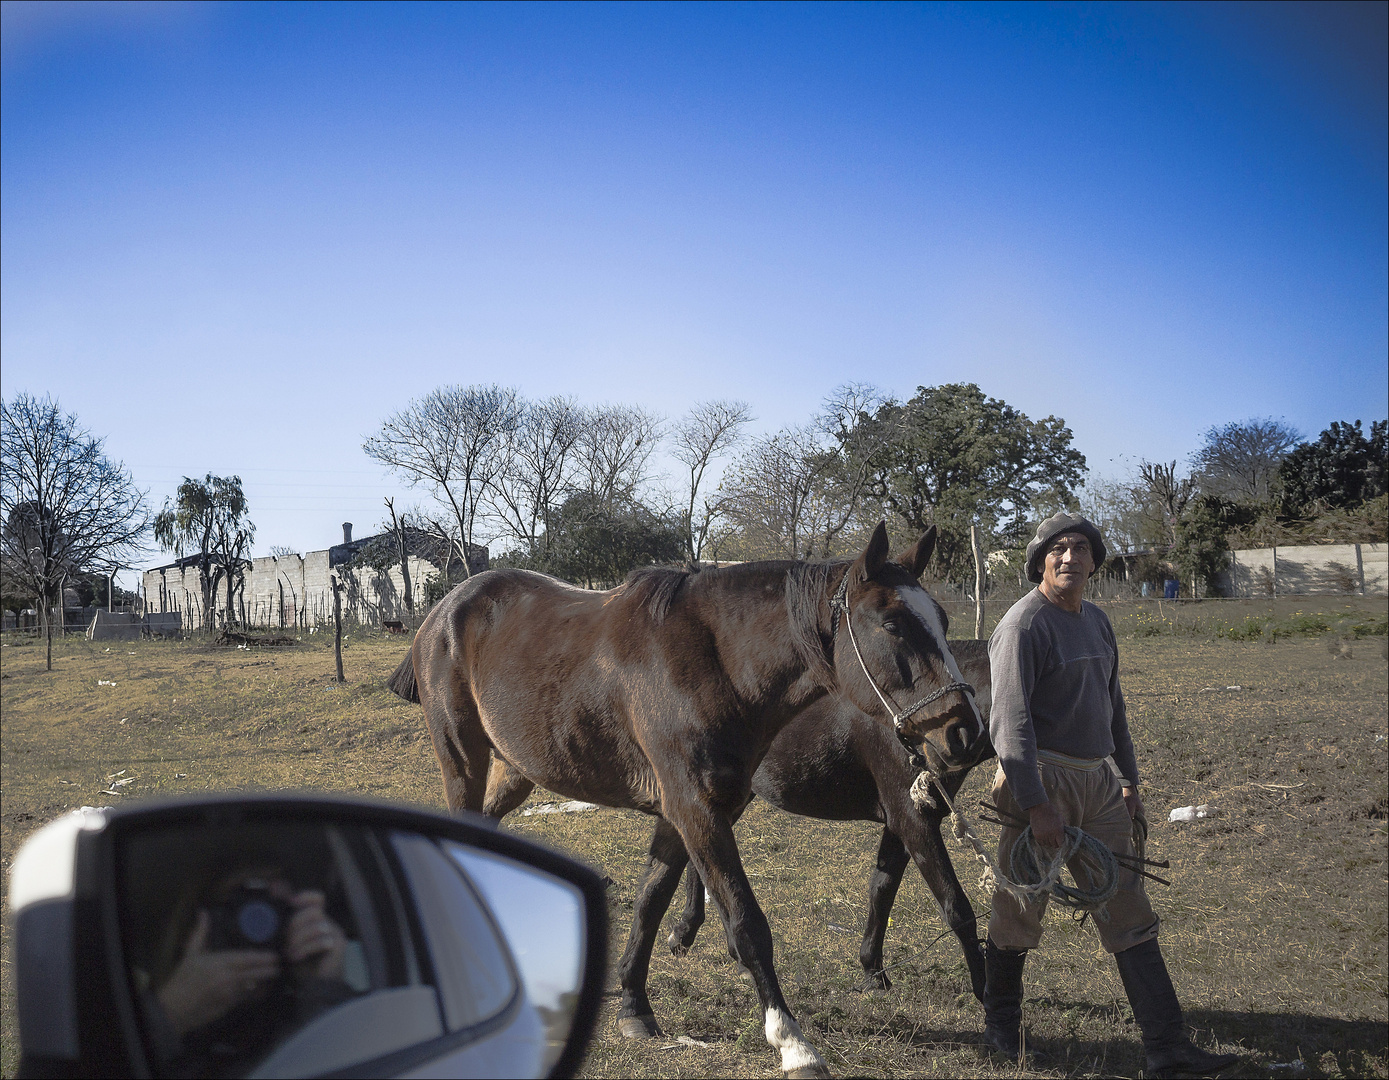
[153,475,254,631]
[836,383,1086,579]
[503,493,684,588]
[1279,420,1387,516]
[1172,495,1239,595]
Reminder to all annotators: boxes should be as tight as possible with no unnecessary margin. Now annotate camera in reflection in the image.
[207,879,292,953]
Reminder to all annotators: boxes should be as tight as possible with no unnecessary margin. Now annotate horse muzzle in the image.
[904,698,984,772]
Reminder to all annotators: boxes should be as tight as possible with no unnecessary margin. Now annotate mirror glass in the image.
[446,842,587,1073]
[115,819,574,1079]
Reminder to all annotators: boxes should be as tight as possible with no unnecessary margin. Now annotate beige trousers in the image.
[987,754,1160,953]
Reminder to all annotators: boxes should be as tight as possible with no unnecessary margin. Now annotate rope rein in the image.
[829,567,975,745]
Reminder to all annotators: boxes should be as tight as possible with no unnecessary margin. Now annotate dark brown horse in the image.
[486,640,996,1001]
[664,640,995,1000]
[388,524,985,1077]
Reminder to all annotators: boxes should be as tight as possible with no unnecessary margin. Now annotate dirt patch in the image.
[2,609,1386,1078]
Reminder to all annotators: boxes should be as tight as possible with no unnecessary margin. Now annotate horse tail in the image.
[387,650,420,703]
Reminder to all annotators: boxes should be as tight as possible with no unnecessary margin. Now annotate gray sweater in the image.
[987,589,1139,810]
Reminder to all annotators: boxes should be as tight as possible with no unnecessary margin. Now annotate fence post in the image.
[332,574,345,683]
[971,525,986,640]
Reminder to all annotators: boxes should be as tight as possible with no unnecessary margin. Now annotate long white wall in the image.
[1228,542,1386,597]
[142,553,441,628]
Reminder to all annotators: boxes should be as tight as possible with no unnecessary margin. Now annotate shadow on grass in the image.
[1018,1003,1386,1078]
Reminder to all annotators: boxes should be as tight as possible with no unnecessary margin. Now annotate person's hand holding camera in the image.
[157,910,280,1036]
[283,889,346,980]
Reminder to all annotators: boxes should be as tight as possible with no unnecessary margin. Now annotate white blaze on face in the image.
[764,1007,826,1074]
[898,585,984,739]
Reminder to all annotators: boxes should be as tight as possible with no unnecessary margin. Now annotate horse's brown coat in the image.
[390,524,984,1075]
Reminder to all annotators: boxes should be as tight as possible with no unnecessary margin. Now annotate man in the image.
[984,512,1238,1078]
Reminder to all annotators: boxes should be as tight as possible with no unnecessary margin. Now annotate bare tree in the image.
[1191,417,1300,502]
[487,395,586,558]
[1,394,149,670]
[1136,460,1195,549]
[573,404,663,514]
[717,427,836,560]
[364,385,520,579]
[671,400,753,561]
[384,496,414,614]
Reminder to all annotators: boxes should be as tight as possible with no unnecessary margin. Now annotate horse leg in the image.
[482,753,536,819]
[422,684,492,815]
[674,805,830,1079]
[888,798,986,1003]
[667,863,707,957]
[616,817,690,1039]
[859,826,912,992]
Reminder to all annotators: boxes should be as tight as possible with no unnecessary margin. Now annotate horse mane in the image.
[785,559,848,686]
[622,565,692,622]
[623,558,846,686]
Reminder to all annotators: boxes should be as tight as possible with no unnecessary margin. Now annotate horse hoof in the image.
[858,971,891,994]
[618,1014,662,1040]
[667,934,690,957]
[785,1066,833,1079]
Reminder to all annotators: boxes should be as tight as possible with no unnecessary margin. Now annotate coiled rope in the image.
[910,768,1119,919]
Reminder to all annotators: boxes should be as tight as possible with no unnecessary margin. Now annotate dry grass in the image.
[2,609,1386,1078]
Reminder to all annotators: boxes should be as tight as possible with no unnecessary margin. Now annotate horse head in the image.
[834,522,987,773]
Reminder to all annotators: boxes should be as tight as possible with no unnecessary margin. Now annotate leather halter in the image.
[829,566,975,768]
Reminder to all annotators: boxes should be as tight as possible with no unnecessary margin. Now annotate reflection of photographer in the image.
[141,864,356,1078]
[158,875,347,1038]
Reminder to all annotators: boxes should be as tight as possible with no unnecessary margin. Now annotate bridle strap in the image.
[829,569,974,758]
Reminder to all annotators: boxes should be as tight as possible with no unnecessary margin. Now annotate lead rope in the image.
[910,748,1119,918]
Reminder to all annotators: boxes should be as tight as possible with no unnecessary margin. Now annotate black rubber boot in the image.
[982,938,1048,1065]
[1114,939,1239,1078]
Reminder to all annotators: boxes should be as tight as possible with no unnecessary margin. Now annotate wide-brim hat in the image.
[1025,513,1106,584]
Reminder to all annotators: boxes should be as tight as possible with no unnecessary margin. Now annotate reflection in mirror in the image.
[447,842,586,1074]
[115,820,519,1079]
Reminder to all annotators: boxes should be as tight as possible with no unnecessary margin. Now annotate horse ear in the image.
[856,521,890,581]
[896,526,936,579]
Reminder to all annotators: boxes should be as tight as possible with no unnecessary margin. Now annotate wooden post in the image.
[971,525,986,640]
[332,574,345,683]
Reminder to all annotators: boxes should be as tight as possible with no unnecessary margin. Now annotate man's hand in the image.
[284,889,347,980]
[1123,786,1144,821]
[1027,800,1066,851]
[157,910,280,1036]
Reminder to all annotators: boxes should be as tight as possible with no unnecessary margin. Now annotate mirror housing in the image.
[9,795,608,1079]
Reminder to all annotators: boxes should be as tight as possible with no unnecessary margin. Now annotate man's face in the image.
[1042,531,1094,591]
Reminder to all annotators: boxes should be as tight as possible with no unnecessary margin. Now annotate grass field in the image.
[2,597,1386,1078]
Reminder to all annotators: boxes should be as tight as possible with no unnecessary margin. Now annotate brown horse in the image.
[486,641,995,1001]
[664,641,995,1000]
[388,523,984,1077]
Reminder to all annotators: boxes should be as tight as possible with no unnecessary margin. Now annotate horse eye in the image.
[882,620,901,636]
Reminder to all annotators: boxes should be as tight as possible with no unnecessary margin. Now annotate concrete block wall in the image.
[144,551,449,628]
[1228,542,1386,597]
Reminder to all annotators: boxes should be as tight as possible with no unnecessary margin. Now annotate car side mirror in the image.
[9,795,608,1079]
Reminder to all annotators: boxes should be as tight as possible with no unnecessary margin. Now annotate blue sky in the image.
[3,1,1385,585]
